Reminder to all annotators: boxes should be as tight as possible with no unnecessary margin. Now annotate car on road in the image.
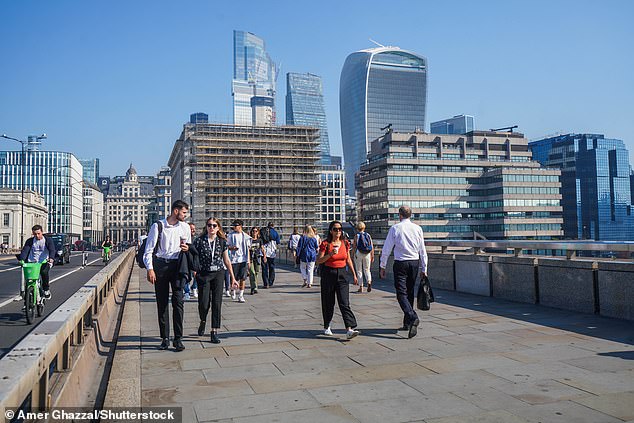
[46,233,71,265]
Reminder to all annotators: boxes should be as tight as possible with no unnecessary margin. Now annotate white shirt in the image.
[228,232,251,264]
[263,240,277,258]
[143,218,191,270]
[29,238,49,263]
[289,234,301,250]
[380,218,428,273]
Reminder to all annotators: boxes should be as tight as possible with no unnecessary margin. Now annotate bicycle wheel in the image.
[25,286,35,324]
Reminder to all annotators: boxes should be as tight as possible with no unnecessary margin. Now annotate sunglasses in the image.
[331,227,343,232]
[207,223,218,228]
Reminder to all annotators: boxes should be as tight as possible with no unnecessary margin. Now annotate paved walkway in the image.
[105,265,634,423]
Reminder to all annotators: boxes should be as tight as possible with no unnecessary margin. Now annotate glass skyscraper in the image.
[430,115,475,135]
[340,46,427,194]
[286,72,331,165]
[232,30,277,126]
[79,158,99,184]
[529,134,634,241]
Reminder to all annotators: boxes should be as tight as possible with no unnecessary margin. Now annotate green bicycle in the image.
[19,261,45,324]
[102,246,112,266]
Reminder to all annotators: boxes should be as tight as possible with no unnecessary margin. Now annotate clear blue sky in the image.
[1,0,633,176]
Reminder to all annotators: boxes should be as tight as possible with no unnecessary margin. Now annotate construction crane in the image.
[490,125,518,133]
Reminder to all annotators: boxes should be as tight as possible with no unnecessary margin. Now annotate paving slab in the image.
[104,265,634,423]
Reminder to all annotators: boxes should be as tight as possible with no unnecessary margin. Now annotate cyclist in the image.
[101,236,114,262]
[19,225,56,300]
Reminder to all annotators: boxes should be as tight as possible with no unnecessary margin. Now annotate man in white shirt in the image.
[262,234,277,288]
[143,200,192,351]
[227,219,251,302]
[379,205,428,339]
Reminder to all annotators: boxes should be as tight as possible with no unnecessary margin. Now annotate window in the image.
[3,213,9,227]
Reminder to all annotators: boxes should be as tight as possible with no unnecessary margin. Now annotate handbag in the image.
[416,275,435,311]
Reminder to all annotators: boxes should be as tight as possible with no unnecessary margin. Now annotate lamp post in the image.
[1,133,47,245]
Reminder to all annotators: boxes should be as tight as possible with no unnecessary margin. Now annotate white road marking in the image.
[0,266,20,273]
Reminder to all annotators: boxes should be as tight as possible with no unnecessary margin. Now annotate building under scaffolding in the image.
[168,123,321,239]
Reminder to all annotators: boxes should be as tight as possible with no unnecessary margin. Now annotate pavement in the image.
[106,264,634,423]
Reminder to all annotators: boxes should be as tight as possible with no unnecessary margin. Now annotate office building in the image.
[83,182,104,246]
[154,166,172,220]
[169,122,320,238]
[358,130,563,239]
[319,165,346,225]
[430,115,475,135]
[529,134,634,241]
[79,158,100,184]
[104,164,153,244]
[340,46,427,194]
[286,72,331,164]
[0,189,48,249]
[0,150,83,239]
[232,30,278,126]
[330,155,342,168]
[190,113,209,124]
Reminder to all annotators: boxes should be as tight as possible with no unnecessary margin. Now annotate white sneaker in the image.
[224,290,230,297]
[43,290,51,300]
[238,295,246,303]
[346,329,359,340]
[324,327,333,336]
[230,290,236,300]
[192,288,198,298]
[184,293,190,300]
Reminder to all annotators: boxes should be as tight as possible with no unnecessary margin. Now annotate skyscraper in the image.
[286,72,331,165]
[529,134,634,241]
[430,115,475,135]
[79,158,100,184]
[340,46,428,194]
[232,30,277,126]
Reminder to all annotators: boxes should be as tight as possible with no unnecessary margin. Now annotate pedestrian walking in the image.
[351,222,375,293]
[183,222,198,300]
[248,227,265,294]
[289,227,301,268]
[315,221,359,339]
[296,225,319,288]
[143,200,192,351]
[379,205,428,339]
[227,219,251,302]
[261,228,277,288]
[193,218,236,344]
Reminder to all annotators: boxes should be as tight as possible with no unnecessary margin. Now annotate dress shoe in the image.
[159,338,169,350]
[408,318,420,339]
[367,283,372,293]
[398,325,408,331]
[210,332,221,344]
[198,320,206,336]
[173,338,185,352]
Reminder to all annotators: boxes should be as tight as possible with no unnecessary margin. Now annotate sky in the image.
[1,0,633,177]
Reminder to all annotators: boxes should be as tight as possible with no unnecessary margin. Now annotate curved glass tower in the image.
[340,47,427,194]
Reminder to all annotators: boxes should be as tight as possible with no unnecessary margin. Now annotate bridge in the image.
[1,242,633,422]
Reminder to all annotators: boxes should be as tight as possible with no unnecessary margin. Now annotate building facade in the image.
[358,131,563,239]
[319,165,346,226]
[430,115,475,135]
[340,46,428,194]
[529,134,634,241]
[154,166,172,221]
[0,150,83,239]
[168,122,320,238]
[82,182,104,246]
[232,30,277,127]
[104,165,153,244]
[190,113,209,124]
[286,72,331,165]
[79,158,100,184]
[0,189,48,249]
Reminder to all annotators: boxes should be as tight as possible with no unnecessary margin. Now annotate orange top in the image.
[319,240,350,269]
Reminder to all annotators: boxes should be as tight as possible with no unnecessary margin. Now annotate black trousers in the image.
[320,266,357,329]
[393,260,419,326]
[262,257,276,287]
[197,271,224,329]
[153,260,185,340]
[40,263,51,290]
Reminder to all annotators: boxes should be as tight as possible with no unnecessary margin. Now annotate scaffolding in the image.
[169,123,321,239]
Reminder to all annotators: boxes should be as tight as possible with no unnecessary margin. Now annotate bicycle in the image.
[19,261,45,324]
[102,246,111,266]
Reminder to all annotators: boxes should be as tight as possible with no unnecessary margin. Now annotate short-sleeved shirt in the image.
[228,232,251,264]
[319,240,350,269]
[250,238,263,260]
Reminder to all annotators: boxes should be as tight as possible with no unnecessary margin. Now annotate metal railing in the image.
[0,249,135,419]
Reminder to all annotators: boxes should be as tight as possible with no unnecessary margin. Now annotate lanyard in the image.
[208,237,217,258]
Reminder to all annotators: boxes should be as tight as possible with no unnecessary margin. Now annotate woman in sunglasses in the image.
[193,218,237,344]
[315,221,360,339]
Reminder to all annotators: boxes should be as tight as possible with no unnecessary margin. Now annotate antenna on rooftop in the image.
[369,38,385,48]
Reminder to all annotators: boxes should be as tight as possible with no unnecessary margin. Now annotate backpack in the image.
[260,226,271,243]
[136,221,163,268]
[356,232,373,253]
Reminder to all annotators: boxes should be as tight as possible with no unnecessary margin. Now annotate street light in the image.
[1,133,47,245]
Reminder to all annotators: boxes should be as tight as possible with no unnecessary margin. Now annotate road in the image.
[0,251,120,357]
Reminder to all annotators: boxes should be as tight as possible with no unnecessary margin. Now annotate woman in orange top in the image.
[316,221,359,339]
